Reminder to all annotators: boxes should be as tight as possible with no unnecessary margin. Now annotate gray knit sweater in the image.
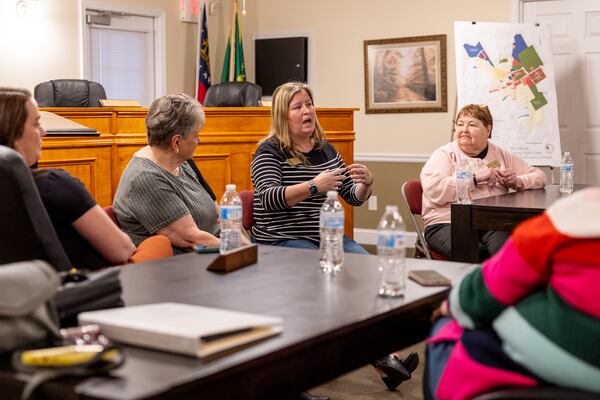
[114,156,218,246]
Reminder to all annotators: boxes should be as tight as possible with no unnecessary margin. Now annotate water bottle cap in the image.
[226,184,236,191]
[385,205,398,212]
[326,191,337,198]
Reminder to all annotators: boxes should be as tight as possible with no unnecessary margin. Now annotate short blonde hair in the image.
[261,81,325,163]
[456,104,493,137]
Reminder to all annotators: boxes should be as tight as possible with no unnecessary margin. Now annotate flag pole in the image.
[194,0,204,99]
[229,0,236,81]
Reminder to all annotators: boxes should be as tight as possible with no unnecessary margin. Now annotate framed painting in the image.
[364,34,447,113]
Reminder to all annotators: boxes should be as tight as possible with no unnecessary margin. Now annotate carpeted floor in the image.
[309,341,426,400]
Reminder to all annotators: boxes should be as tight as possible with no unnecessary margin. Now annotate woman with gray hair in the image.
[114,93,234,251]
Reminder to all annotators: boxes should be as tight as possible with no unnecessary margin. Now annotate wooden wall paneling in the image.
[38,137,113,206]
[202,107,271,135]
[315,108,356,131]
[113,137,148,199]
[114,109,148,134]
[325,137,356,235]
[193,152,233,199]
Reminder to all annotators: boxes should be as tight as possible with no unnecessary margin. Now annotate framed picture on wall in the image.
[364,34,447,113]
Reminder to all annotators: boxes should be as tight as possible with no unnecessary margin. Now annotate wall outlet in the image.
[368,195,377,211]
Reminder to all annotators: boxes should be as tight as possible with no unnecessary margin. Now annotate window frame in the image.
[80,0,165,103]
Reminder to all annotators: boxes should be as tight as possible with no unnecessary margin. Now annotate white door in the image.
[523,0,600,184]
[84,10,156,106]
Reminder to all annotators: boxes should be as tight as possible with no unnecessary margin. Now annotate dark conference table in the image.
[1,246,470,400]
[450,185,587,263]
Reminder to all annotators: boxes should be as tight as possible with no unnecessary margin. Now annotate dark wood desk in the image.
[451,185,587,263]
[0,246,469,400]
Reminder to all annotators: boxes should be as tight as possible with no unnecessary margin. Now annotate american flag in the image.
[197,3,211,104]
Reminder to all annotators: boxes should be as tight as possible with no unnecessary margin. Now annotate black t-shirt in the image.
[34,169,107,269]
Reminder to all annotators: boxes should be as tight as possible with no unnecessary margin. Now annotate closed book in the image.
[78,302,283,358]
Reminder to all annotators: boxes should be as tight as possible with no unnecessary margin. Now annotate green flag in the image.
[220,4,246,82]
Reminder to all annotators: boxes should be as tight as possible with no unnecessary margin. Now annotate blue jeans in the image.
[424,317,454,400]
[273,236,369,255]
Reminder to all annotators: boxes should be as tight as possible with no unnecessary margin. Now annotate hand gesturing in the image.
[314,168,346,192]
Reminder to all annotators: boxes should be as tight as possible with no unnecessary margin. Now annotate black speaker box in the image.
[255,37,308,96]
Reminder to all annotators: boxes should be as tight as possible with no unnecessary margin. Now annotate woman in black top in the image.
[0,87,172,269]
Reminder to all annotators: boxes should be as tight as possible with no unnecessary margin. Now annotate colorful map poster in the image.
[454,21,561,166]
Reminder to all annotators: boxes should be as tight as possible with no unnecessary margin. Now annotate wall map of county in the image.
[464,34,547,112]
[454,21,561,166]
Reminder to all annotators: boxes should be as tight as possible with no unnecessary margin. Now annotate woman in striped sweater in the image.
[252,81,420,394]
[425,187,600,399]
[250,82,373,252]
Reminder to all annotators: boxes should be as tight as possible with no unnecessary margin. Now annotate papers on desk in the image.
[40,111,98,136]
[78,303,283,358]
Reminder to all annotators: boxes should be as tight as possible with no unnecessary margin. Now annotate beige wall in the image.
[0,0,198,95]
[355,161,425,231]
[0,0,80,91]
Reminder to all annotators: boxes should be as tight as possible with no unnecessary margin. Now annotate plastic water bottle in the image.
[319,191,344,273]
[456,159,473,204]
[559,151,574,194]
[219,184,242,253]
[377,205,406,297]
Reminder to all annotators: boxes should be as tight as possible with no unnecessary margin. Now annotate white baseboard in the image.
[354,228,417,248]
[354,153,430,163]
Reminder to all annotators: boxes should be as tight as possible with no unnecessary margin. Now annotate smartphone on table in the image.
[408,270,451,286]
[193,245,220,254]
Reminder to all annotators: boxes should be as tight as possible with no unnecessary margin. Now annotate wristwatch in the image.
[308,179,318,195]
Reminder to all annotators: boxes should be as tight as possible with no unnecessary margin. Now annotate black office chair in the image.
[34,79,107,107]
[203,81,262,107]
[0,145,72,271]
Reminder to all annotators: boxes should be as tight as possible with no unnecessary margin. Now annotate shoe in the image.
[297,392,330,400]
[371,352,420,391]
[396,351,419,374]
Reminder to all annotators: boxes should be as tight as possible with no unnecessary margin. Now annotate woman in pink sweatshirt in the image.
[420,104,545,260]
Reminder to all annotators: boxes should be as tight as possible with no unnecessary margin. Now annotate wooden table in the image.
[450,185,587,263]
[0,246,470,400]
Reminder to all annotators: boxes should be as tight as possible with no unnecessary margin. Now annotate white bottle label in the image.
[457,170,472,180]
[220,205,242,221]
[322,213,344,229]
[560,164,573,173]
[377,232,404,248]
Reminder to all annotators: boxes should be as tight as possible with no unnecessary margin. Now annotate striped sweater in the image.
[250,139,362,244]
[430,187,600,399]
